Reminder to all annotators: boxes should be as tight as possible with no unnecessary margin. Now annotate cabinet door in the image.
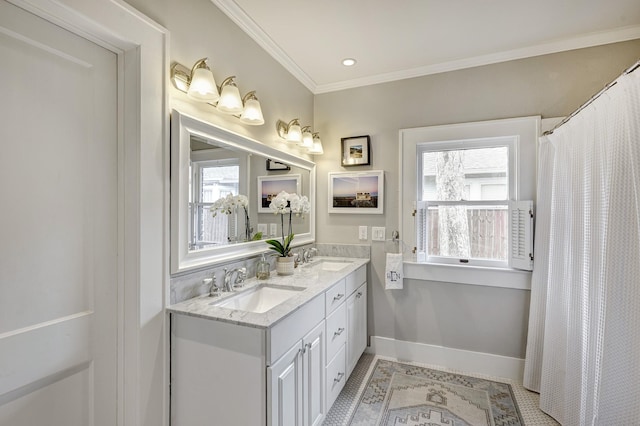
[268,342,303,426]
[302,321,326,426]
[347,283,367,376]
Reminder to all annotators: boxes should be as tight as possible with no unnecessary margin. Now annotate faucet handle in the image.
[233,267,247,288]
[237,267,247,281]
[208,276,222,297]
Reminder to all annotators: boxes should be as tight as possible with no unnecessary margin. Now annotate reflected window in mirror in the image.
[190,158,239,249]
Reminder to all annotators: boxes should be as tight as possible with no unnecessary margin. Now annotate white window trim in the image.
[399,116,541,289]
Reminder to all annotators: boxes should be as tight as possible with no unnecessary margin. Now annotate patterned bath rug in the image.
[347,358,524,426]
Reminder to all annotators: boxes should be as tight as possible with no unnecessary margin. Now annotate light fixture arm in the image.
[219,75,237,89]
[189,58,211,81]
[276,118,301,139]
[242,91,258,103]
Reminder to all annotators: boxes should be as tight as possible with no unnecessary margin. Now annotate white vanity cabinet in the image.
[170,262,368,426]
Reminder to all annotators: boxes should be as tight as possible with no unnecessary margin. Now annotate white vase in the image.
[276,256,295,276]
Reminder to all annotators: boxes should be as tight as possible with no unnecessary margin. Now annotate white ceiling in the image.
[212,0,640,94]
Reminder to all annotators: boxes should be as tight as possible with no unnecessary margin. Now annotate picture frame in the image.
[257,174,301,213]
[266,158,291,171]
[328,170,384,214]
[341,135,371,167]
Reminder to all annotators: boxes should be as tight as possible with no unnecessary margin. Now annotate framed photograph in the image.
[341,135,371,166]
[257,174,301,213]
[328,170,384,214]
[266,158,291,171]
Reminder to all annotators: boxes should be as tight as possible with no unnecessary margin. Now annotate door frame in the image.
[6,1,169,425]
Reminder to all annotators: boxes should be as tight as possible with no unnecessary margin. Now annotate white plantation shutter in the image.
[415,201,427,262]
[509,200,534,270]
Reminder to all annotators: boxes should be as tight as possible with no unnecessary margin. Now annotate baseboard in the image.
[366,336,524,382]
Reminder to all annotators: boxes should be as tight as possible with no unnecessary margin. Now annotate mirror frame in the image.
[171,109,316,274]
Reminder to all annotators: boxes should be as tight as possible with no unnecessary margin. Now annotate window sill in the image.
[403,261,531,290]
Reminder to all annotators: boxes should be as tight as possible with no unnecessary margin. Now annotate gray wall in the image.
[314,40,640,358]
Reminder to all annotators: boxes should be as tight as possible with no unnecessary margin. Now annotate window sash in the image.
[417,200,510,267]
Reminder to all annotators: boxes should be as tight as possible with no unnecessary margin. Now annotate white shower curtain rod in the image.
[543,58,640,136]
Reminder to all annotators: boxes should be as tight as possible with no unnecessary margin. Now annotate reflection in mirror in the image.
[171,109,315,274]
[189,136,248,250]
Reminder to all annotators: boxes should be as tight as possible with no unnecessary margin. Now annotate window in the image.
[417,140,513,267]
[400,116,539,282]
[189,158,240,249]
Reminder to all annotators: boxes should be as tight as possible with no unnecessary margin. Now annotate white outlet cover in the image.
[359,226,368,240]
[269,223,277,236]
[372,227,386,241]
[257,223,268,235]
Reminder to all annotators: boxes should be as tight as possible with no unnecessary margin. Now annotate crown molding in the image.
[211,0,318,92]
[314,25,640,93]
[210,1,640,95]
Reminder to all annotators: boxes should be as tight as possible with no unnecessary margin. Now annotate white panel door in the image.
[302,321,325,426]
[0,1,118,425]
[347,284,367,376]
[268,342,303,426]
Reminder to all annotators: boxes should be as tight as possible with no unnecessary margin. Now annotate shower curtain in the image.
[523,69,640,425]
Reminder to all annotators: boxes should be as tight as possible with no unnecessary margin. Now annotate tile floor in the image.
[323,353,559,425]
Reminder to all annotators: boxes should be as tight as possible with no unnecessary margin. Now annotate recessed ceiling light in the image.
[342,58,357,67]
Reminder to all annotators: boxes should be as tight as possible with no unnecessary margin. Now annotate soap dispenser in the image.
[256,254,270,280]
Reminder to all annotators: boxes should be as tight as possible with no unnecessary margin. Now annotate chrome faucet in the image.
[302,247,318,263]
[224,267,247,291]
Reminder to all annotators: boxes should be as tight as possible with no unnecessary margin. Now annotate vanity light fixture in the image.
[276,119,323,155]
[308,133,324,155]
[300,126,314,149]
[170,59,265,125]
[286,119,302,143]
[186,58,219,102]
[239,91,265,125]
[216,76,243,114]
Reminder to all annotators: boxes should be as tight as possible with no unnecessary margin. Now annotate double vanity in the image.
[168,257,369,425]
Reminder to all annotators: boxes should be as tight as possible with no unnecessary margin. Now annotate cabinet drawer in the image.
[325,302,346,362]
[326,344,346,410]
[325,279,346,314]
[268,294,324,366]
[345,265,366,296]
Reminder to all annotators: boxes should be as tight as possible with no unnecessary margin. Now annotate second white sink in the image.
[210,284,304,313]
[306,259,353,272]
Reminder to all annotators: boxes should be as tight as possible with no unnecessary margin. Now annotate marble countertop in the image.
[167,257,369,329]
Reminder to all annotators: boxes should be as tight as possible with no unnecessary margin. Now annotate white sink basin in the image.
[306,259,353,271]
[210,284,304,313]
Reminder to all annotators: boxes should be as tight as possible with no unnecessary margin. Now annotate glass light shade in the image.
[239,98,264,125]
[187,68,219,102]
[286,122,302,143]
[217,84,243,114]
[308,134,324,154]
[300,130,313,148]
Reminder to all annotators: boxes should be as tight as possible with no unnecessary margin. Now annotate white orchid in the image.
[291,195,310,216]
[236,194,249,209]
[268,191,291,215]
[210,193,249,216]
[266,191,311,257]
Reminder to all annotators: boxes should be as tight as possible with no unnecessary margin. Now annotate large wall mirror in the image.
[171,109,316,274]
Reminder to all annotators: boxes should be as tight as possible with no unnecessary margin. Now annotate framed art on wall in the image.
[328,170,384,214]
[257,174,301,213]
[341,135,371,166]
